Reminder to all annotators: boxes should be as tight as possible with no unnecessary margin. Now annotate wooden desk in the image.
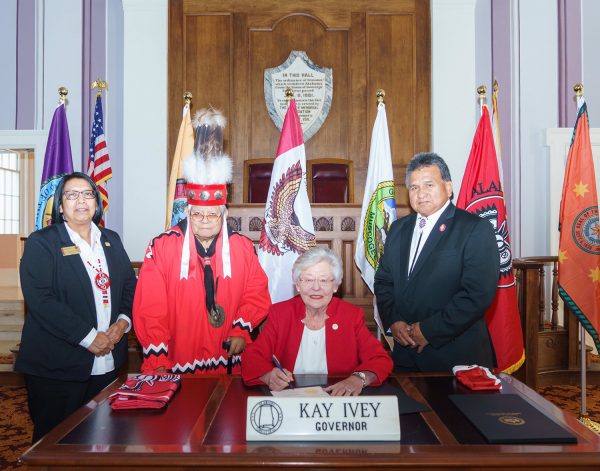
[20,373,600,469]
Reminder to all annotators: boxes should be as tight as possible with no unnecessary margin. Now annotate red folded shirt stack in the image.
[452,365,502,391]
[109,374,181,410]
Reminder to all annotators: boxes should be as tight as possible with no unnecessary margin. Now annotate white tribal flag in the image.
[258,99,316,303]
[354,102,396,339]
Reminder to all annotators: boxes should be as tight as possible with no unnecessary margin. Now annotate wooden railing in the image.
[512,256,591,388]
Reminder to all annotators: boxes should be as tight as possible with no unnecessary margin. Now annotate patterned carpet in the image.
[0,385,32,471]
[1,383,599,470]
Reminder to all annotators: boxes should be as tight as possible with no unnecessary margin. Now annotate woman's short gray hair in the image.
[292,247,343,286]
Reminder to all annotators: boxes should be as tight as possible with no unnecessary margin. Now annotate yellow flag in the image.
[165,104,194,229]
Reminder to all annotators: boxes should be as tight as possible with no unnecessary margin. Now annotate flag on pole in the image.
[87,94,112,225]
[258,99,316,303]
[456,105,525,373]
[35,103,74,230]
[558,95,600,353]
[355,102,396,290]
[491,80,504,188]
[166,103,194,229]
[354,101,396,339]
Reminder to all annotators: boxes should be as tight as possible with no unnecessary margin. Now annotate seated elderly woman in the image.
[242,247,393,395]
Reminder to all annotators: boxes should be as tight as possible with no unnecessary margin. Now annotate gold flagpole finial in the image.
[285,88,294,101]
[573,83,583,98]
[493,80,499,93]
[184,91,193,106]
[477,85,487,109]
[58,87,69,104]
[91,80,109,97]
[376,89,385,104]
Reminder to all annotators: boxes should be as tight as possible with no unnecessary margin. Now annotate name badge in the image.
[246,396,400,441]
[61,246,81,256]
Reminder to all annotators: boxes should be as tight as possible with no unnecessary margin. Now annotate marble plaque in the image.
[264,51,333,141]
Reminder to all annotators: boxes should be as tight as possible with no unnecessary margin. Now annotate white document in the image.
[271,386,330,397]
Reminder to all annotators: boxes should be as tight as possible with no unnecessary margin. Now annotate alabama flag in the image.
[456,105,525,373]
[558,95,600,353]
[258,99,316,303]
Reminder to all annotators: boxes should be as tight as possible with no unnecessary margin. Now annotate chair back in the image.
[308,158,354,203]
[244,159,274,203]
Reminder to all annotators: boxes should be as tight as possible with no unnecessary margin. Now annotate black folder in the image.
[449,394,577,444]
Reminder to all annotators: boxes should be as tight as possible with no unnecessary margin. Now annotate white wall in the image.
[106,0,125,238]
[582,0,600,128]
[431,0,479,193]
[122,0,168,260]
[475,0,492,106]
[517,1,558,257]
[42,0,84,175]
[0,0,17,129]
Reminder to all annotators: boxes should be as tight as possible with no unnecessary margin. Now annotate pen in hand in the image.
[272,354,294,389]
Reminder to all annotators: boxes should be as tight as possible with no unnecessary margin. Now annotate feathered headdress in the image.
[183,108,232,206]
[180,108,232,279]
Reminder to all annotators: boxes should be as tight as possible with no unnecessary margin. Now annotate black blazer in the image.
[15,223,136,381]
[374,203,499,371]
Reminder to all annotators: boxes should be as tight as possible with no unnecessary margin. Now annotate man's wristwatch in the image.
[352,371,367,388]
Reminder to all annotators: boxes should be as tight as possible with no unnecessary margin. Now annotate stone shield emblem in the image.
[264,50,333,142]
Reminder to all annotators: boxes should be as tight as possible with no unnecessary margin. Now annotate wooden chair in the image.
[306,158,354,203]
[243,158,274,203]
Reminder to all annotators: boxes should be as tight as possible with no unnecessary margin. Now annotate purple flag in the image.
[35,103,74,230]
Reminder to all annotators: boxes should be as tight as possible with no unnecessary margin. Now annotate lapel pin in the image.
[439,224,447,232]
[105,242,111,247]
[332,323,339,331]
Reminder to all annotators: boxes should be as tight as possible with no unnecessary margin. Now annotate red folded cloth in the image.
[109,374,181,410]
[452,365,502,391]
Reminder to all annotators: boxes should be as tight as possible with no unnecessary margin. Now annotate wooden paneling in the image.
[168,0,430,206]
[249,16,348,160]
[184,14,232,145]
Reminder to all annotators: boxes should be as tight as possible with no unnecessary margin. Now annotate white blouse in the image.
[65,223,130,375]
[293,325,328,374]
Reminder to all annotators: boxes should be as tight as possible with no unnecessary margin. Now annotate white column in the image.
[518,0,558,257]
[106,0,125,238]
[582,0,600,128]
[42,0,84,172]
[122,0,168,260]
[431,0,479,192]
[0,0,17,129]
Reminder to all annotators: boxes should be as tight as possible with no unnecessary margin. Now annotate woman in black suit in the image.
[16,172,136,443]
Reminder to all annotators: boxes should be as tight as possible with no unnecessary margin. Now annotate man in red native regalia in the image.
[133,109,271,374]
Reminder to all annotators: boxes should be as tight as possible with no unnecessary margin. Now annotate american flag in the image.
[87,94,112,224]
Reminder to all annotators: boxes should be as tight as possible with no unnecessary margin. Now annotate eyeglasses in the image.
[63,190,96,201]
[190,211,221,223]
[298,278,335,288]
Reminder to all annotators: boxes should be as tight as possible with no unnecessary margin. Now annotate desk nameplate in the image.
[246,396,400,441]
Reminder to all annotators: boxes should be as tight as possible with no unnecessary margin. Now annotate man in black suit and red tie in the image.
[374,152,499,372]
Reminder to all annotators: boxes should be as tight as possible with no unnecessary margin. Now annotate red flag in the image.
[558,97,600,352]
[257,99,316,303]
[456,105,525,373]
